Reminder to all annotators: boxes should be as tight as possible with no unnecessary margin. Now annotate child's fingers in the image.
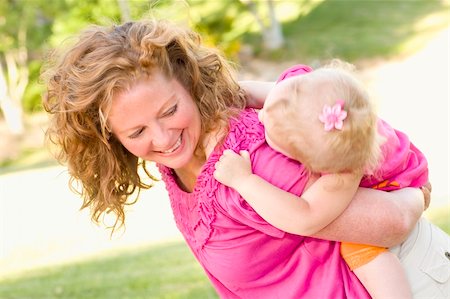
[221,149,239,159]
[219,149,233,161]
[239,150,250,161]
[223,149,234,155]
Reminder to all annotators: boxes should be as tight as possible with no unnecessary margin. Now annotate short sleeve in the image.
[361,119,428,189]
[276,64,313,83]
[214,142,286,239]
[215,180,285,238]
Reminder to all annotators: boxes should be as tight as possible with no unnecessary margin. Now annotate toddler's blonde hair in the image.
[265,61,382,175]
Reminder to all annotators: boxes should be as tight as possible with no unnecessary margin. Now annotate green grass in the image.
[0,208,448,299]
[0,147,57,175]
[0,242,218,299]
[426,203,450,234]
[0,112,58,175]
[248,0,449,63]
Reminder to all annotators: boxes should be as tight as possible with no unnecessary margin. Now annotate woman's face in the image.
[108,71,202,170]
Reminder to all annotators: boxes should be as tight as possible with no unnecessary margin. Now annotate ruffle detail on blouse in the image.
[223,110,266,153]
[158,109,265,251]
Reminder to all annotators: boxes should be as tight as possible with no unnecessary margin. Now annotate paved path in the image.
[364,27,449,202]
[0,166,181,277]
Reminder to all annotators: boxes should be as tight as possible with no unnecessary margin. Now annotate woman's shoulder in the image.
[223,109,309,194]
[223,108,265,153]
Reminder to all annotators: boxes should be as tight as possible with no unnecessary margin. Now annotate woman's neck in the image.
[174,128,225,192]
[174,152,205,192]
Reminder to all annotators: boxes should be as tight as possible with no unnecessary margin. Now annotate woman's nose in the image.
[148,123,171,150]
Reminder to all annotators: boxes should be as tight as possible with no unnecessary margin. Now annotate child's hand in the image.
[213,149,252,189]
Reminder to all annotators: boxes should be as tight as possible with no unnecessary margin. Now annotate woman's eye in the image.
[129,128,144,139]
[164,104,178,116]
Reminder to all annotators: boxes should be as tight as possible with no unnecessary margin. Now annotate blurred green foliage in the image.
[426,203,450,234]
[1,0,448,113]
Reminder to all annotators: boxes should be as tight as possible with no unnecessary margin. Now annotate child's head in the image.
[259,62,381,175]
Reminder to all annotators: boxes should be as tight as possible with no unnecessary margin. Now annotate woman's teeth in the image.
[161,136,182,154]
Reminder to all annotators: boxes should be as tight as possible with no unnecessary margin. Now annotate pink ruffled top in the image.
[361,119,428,190]
[158,109,369,298]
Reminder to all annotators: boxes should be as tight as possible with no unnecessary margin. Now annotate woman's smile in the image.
[157,133,183,154]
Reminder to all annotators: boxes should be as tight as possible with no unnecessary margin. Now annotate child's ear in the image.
[266,97,294,127]
[265,97,291,116]
[278,97,291,111]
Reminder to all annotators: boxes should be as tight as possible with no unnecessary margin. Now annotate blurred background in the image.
[0,0,449,298]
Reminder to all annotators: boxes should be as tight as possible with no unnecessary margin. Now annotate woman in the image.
[42,19,444,298]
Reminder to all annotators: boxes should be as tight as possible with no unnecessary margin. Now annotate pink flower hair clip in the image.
[318,99,347,131]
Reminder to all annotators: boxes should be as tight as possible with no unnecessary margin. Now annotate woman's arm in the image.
[313,187,425,247]
[240,81,274,109]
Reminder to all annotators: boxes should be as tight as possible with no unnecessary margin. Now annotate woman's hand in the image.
[421,182,432,211]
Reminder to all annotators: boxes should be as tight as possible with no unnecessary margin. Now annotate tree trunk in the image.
[0,68,25,135]
[263,0,284,50]
[0,24,28,136]
[0,95,24,136]
[241,0,285,51]
[117,0,131,22]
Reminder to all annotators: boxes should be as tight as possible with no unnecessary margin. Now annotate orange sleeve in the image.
[341,242,388,270]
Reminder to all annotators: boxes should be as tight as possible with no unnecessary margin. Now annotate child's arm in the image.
[213,149,361,235]
[240,81,274,109]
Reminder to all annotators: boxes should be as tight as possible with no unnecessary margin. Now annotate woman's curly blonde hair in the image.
[42,19,246,231]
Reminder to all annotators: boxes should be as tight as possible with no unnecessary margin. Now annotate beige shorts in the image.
[390,217,450,298]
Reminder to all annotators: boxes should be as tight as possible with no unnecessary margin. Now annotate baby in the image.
[214,61,428,299]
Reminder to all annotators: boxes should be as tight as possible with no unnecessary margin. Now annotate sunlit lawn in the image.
[252,0,449,62]
[425,204,450,234]
[0,241,218,299]
[0,209,448,299]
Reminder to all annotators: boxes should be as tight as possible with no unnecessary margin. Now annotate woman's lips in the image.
[158,134,182,154]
